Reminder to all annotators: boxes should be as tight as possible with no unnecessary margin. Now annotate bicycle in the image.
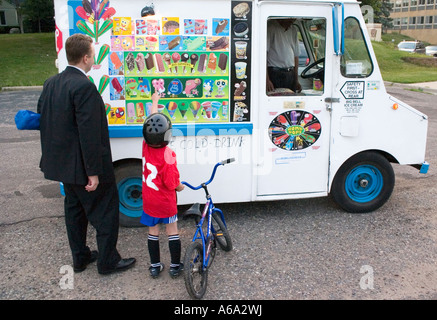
[181,158,234,299]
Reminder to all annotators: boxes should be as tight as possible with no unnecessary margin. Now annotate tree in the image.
[375,0,394,32]
[360,0,382,12]
[360,0,381,23]
[360,0,393,33]
[21,0,54,33]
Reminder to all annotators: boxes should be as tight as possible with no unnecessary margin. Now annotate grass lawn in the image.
[0,33,58,88]
[373,33,437,83]
[0,32,436,88]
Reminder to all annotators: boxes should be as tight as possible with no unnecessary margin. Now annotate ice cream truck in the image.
[54,0,428,227]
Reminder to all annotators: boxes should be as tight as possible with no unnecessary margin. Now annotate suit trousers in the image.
[268,67,297,92]
[63,181,121,273]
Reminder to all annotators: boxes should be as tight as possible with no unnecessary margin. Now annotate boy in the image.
[141,93,185,278]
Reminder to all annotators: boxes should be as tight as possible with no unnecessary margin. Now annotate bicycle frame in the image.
[191,199,214,270]
[182,159,234,270]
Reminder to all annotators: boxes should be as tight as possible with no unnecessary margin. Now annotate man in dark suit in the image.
[37,34,135,275]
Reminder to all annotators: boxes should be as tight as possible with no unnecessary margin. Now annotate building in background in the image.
[388,0,437,44]
[0,0,19,32]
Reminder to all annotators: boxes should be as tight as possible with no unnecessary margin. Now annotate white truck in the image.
[54,0,429,227]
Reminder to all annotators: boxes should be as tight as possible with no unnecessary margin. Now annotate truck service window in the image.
[341,17,373,78]
[266,17,326,96]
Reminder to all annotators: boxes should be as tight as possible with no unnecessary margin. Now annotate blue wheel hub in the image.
[345,165,383,203]
[117,177,143,218]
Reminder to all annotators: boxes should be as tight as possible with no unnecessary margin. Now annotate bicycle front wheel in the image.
[183,241,208,299]
[212,212,233,252]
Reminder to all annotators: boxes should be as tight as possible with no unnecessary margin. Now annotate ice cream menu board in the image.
[67,1,234,125]
[230,1,252,122]
[110,19,231,125]
[68,0,253,125]
[120,45,230,124]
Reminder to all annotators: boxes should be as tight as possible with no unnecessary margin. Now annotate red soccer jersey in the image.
[142,141,180,218]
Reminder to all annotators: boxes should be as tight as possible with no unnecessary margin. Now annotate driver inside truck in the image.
[266,18,302,94]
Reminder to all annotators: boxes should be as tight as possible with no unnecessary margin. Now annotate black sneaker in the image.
[149,263,164,278]
[169,263,184,278]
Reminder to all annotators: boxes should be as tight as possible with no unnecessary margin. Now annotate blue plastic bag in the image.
[15,110,41,130]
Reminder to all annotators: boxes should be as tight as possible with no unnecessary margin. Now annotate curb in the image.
[384,81,437,95]
[1,86,43,92]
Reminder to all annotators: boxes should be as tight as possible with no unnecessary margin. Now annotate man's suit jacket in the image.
[37,66,115,185]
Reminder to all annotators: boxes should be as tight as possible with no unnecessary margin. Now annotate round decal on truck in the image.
[268,110,321,151]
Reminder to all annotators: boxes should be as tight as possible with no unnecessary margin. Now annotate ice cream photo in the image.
[172,52,181,73]
[162,17,180,34]
[163,52,172,72]
[166,101,178,119]
[190,53,199,73]
[189,101,202,119]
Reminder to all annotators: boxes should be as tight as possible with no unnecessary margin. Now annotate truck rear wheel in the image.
[331,152,395,213]
[114,161,144,227]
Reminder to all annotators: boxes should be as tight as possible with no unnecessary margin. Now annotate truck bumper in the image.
[411,161,430,174]
[420,161,430,174]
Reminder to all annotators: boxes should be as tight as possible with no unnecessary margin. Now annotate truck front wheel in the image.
[114,161,144,227]
[331,152,395,213]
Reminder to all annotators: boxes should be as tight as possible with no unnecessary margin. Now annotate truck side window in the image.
[340,17,373,78]
[266,17,326,96]
[266,17,302,96]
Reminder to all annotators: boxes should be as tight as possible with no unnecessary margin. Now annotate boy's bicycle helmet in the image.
[143,113,172,148]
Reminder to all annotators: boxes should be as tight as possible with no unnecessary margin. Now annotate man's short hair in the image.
[65,34,93,65]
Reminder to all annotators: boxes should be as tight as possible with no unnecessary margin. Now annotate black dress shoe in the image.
[99,258,136,275]
[74,250,98,273]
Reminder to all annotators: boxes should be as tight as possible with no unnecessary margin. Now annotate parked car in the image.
[397,41,426,54]
[425,45,437,57]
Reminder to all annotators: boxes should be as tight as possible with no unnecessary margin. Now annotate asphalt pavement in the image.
[0,83,436,305]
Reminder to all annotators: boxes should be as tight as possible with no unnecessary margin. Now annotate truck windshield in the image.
[398,42,416,49]
[302,18,326,63]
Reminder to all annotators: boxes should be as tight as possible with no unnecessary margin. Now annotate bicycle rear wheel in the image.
[183,241,208,299]
[212,212,233,252]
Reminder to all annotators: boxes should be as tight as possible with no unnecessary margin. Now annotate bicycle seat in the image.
[182,203,202,219]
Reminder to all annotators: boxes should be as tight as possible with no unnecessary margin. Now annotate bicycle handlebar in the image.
[182,158,235,190]
[220,158,235,165]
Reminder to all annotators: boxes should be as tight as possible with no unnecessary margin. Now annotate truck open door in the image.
[255,1,335,199]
